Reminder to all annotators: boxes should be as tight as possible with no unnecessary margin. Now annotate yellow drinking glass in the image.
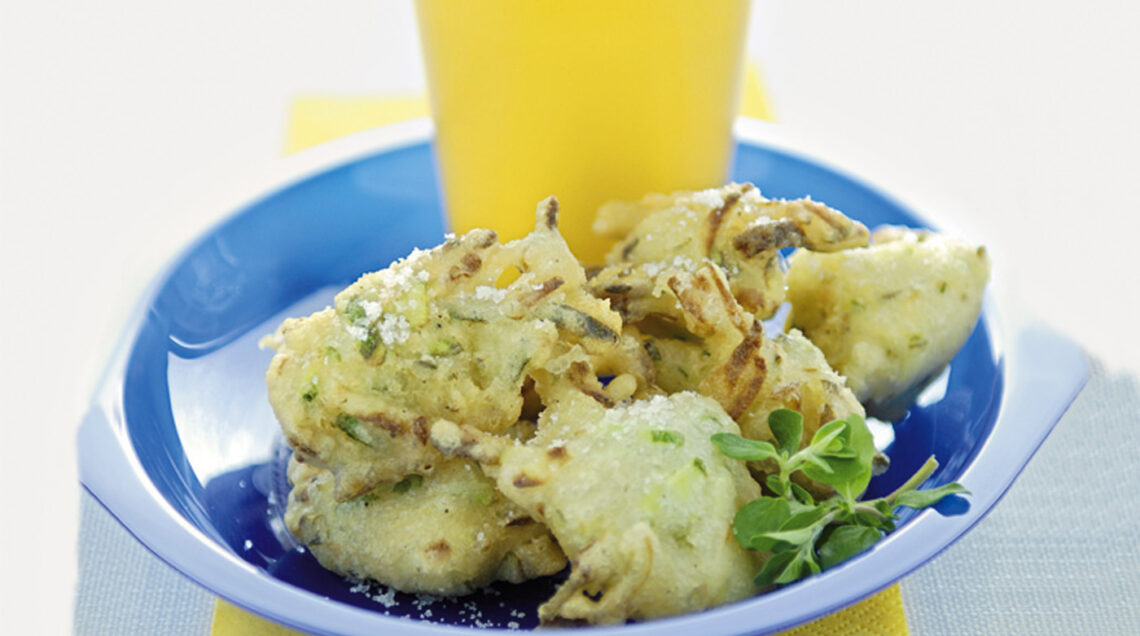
[415,0,752,264]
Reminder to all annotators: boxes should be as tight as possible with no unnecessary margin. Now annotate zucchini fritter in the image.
[590,183,869,320]
[285,456,565,596]
[431,383,764,625]
[623,261,865,451]
[264,198,636,499]
[785,226,990,419]
[261,184,986,616]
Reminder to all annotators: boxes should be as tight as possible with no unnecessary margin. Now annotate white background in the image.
[2,1,1138,633]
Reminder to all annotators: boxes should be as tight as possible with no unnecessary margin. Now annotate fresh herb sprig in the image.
[712,409,968,586]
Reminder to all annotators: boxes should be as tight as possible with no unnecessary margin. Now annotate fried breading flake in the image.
[786,226,991,420]
[285,456,565,596]
[590,183,870,320]
[264,198,641,499]
[431,384,764,625]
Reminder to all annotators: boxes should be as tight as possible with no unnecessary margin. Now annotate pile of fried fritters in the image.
[263,184,990,625]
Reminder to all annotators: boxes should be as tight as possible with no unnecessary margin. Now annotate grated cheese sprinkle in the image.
[474,285,508,302]
[377,313,411,346]
[690,187,726,209]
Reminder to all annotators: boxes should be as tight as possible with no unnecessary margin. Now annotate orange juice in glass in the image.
[415,0,751,264]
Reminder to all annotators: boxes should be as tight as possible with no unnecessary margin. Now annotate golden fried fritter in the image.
[590,183,869,320]
[430,381,764,625]
[741,329,865,446]
[285,456,565,596]
[623,262,864,448]
[264,199,642,499]
[785,226,990,419]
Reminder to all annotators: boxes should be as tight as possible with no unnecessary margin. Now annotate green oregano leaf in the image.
[733,497,791,550]
[768,408,803,456]
[765,473,787,497]
[711,433,779,463]
[781,506,830,531]
[894,482,970,510]
[754,551,796,587]
[773,549,820,585]
[819,525,882,569]
[713,409,969,590]
[756,526,817,547]
[790,482,815,506]
[802,415,875,498]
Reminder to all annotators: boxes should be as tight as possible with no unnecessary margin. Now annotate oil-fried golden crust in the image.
[590,183,869,320]
[264,199,642,499]
[285,457,565,596]
[432,384,764,625]
[785,226,990,419]
[619,262,864,473]
[264,186,980,616]
[742,330,865,448]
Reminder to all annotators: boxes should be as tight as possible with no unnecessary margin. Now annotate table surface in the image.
[2,1,1138,634]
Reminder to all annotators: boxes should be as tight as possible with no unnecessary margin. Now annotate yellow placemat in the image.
[212,585,906,636]
[212,600,306,636]
[284,94,430,155]
[214,62,902,636]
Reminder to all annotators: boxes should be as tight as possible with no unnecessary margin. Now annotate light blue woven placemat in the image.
[75,358,1140,634]
[902,358,1140,632]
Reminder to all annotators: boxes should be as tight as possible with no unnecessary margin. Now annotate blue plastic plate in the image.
[78,119,1087,635]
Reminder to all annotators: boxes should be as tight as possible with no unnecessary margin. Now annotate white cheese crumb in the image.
[671,255,696,270]
[367,248,431,301]
[344,323,369,342]
[377,313,411,346]
[360,299,383,322]
[474,285,508,302]
[690,187,726,209]
[371,587,397,607]
[642,261,666,277]
[746,215,780,230]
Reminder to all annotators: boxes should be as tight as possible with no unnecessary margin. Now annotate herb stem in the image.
[885,456,939,504]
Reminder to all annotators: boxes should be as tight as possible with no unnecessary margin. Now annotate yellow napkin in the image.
[213,63,904,636]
